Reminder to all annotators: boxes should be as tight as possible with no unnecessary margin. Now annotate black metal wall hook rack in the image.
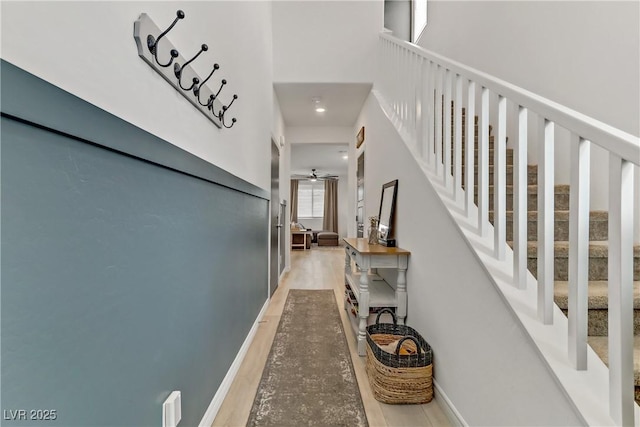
[133,10,238,129]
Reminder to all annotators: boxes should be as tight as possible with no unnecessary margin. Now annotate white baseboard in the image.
[433,379,467,427]
[199,299,270,427]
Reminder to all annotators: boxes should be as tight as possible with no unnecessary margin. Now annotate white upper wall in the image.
[1,1,274,190]
[272,0,383,83]
[418,1,639,137]
[286,126,354,144]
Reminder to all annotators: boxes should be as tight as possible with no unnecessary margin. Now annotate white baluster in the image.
[381,39,388,99]
[410,52,418,144]
[402,49,409,124]
[465,80,476,218]
[537,118,554,319]
[414,53,421,145]
[514,106,528,290]
[404,49,411,126]
[444,69,453,190]
[427,61,436,170]
[454,74,463,202]
[394,43,399,113]
[608,154,635,426]
[422,60,431,166]
[478,87,490,236]
[415,57,425,159]
[434,65,443,178]
[398,47,403,120]
[494,95,507,260]
[568,135,590,370]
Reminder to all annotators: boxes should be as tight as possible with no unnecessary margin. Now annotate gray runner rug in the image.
[247,289,368,427]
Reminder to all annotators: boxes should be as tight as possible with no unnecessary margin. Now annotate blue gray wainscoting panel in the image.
[1,59,269,427]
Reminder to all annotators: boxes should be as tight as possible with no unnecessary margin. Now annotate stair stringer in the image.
[367,89,630,426]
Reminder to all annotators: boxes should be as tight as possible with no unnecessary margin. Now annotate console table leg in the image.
[344,250,351,312]
[397,267,407,325]
[358,269,370,356]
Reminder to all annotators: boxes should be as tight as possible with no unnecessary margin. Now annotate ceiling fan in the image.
[291,168,339,181]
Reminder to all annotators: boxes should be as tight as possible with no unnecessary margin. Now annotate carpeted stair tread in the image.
[494,210,609,223]
[478,184,571,210]
[494,210,609,221]
[523,240,640,283]
[587,336,640,387]
[525,240,640,259]
[461,164,538,186]
[554,280,640,309]
[477,184,571,195]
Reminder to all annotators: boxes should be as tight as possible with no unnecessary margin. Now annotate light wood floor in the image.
[212,245,451,427]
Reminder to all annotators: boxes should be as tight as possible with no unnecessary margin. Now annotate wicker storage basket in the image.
[365,309,433,404]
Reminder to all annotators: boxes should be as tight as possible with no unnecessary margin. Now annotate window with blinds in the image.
[297,181,325,218]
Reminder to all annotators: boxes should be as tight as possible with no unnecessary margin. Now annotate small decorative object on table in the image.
[368,216,379,245]
[366,308,433,404]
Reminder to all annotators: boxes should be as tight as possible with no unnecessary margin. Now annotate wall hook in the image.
[174,44,207,90]
[218,95,238,128]
[222,117,237,129]
[147,10,184,67]
[180,77,200,92]
[193,64,219,105]
[212,79,227,100]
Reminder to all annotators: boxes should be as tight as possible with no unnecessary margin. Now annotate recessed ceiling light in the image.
[342,154,348,159]
[312,97,325,113]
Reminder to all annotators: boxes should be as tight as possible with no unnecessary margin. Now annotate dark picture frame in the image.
[377,179,398,247]
[356,126,365,148]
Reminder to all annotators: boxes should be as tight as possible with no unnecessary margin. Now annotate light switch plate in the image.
[162,391,182,427]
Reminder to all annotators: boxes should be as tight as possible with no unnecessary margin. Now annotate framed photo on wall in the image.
[356,126,365,148]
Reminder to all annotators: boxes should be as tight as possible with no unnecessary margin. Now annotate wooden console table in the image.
[343,238,410,356]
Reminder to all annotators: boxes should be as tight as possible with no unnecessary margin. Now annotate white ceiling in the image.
[290,143,349,177]
[276,82,371,177]
[274,83,372,127]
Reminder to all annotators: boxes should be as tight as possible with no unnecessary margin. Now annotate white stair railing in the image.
[377,32,640,426]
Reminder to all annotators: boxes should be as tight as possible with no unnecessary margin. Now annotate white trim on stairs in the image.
[199,298,270,427]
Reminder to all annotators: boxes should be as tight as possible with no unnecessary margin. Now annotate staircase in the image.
[379,31,640,424]
[459,109,640,403]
